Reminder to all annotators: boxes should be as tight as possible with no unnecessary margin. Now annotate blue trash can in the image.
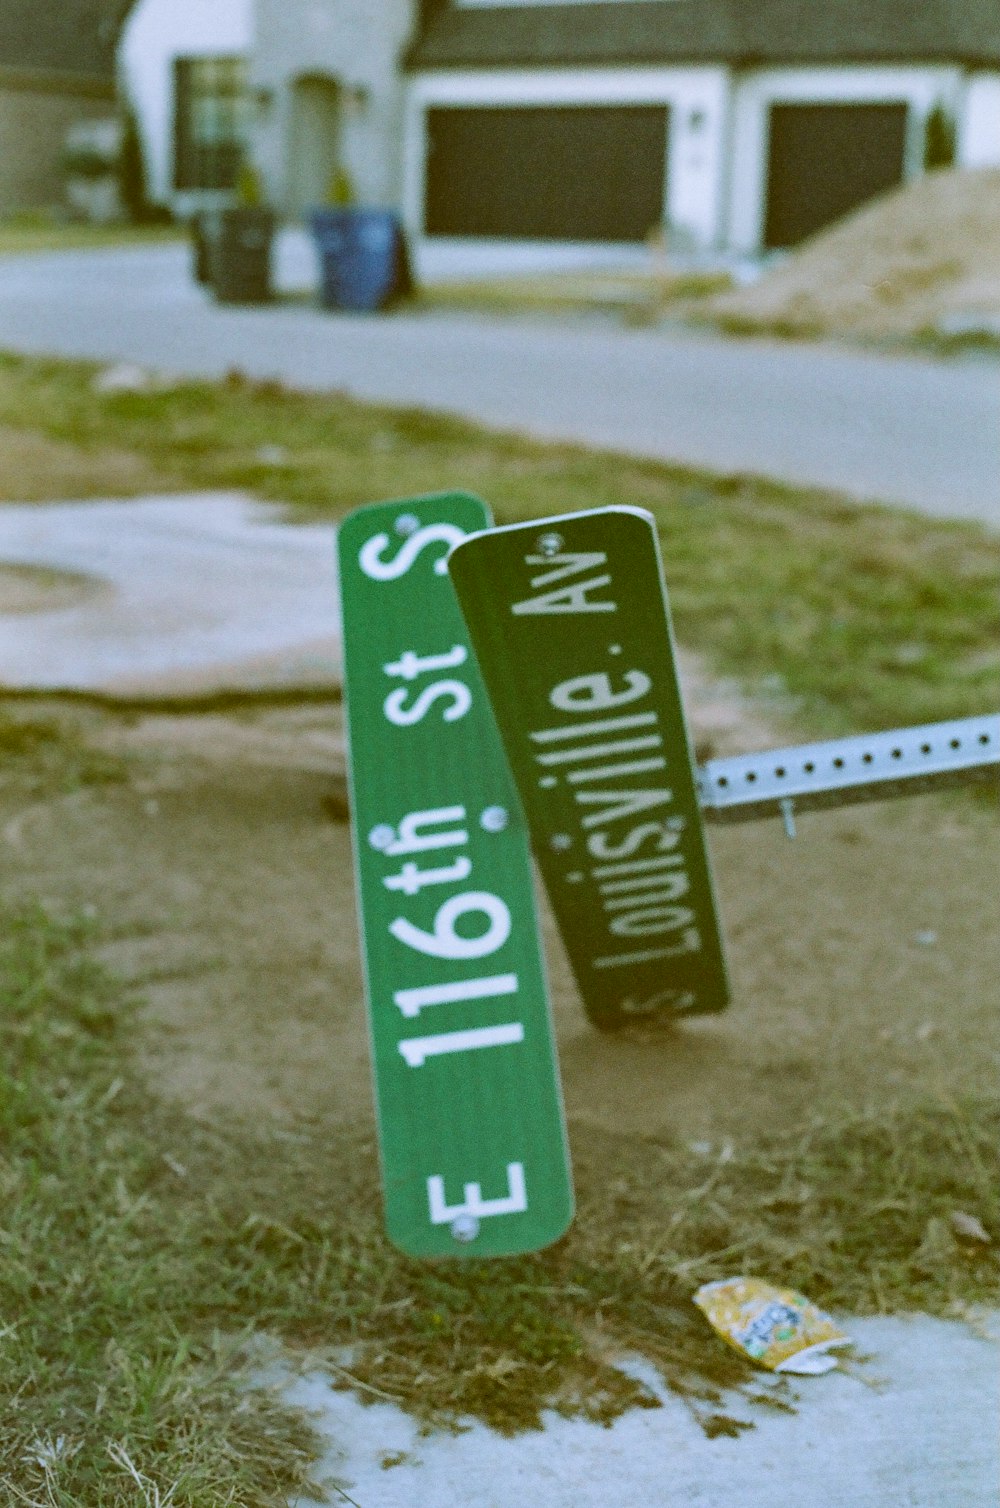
[310,209,410,312]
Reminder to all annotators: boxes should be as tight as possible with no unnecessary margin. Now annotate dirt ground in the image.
[705,167,1000,343]
[3,670,996,1152]
[0,423,171,503]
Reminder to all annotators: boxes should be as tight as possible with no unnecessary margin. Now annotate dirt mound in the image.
[707,167,1000,343]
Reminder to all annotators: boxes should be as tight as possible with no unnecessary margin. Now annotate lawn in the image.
[1,349,997,737]
[0,350,997,1505]
[0,218,182,260]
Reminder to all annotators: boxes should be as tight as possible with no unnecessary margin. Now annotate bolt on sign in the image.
[449,506,730,1031]
[337,493,572,1258]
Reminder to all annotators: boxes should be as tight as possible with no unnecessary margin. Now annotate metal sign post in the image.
[337,492,572,1259]
[697,715,999,830]
[449,507,731,1029]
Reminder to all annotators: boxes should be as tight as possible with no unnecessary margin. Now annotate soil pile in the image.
[706,167,1000,343]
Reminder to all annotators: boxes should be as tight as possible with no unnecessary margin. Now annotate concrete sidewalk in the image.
[0,493,339,696]
[0,244,997,526]
[263,1311,1000,1508]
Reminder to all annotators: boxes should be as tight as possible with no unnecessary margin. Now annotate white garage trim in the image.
[727,66,962,254]
[405,66,731,257]
[958,71,1000,165]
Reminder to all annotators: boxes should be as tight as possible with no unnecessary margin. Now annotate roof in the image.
[0,0,131,82]
[408,0,1000,71]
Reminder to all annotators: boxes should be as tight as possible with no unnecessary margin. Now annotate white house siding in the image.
[958,73,1000,166]
[120,0,252,211]
[726,66,962,255]
[405,67,730,257]
[251,0,414,215]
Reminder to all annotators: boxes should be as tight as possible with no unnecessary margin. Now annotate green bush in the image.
[924,103,956,170]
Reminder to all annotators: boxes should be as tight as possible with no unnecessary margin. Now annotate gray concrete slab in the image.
[0,245,997,527]
[258,1310,1000,1508]
[0,493,339,695]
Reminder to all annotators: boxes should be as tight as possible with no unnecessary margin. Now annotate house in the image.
[406,0,1000,258]
[250,0,415,215]
[0,0,127,213]
[248,0,1000,259]
[119,0,252,217]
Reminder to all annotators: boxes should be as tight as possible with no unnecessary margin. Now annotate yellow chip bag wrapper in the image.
[694,1277,851,1374]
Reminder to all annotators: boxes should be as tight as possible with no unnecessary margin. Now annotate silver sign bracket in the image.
[697,714,999,831]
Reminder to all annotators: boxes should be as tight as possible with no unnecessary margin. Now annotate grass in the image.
[0,706,125,792]
[1,350,997,739]
[0,216,182,259]
[2,904,997,1504]
[0,907,322,1506]
[0,350,998,1497]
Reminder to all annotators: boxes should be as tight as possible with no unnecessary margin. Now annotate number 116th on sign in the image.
[368,800,531,1224]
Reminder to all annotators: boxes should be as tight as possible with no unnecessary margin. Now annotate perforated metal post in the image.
[697,714,999,830]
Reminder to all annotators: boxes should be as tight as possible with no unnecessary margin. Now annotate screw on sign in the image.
[336,493,572,1259]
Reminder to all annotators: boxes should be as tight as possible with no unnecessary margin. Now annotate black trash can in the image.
[211,207,275,304]
[310,208,410,312]
[191,208,224,285]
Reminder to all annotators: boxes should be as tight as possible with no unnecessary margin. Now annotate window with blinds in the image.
[173,56,250,192]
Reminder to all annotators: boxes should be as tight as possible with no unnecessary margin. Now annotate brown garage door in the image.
[425,105,669,242]
[764,102,908,249]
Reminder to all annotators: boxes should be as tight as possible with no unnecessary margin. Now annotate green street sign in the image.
[449,506,730,1030]
[337,493,572,1258]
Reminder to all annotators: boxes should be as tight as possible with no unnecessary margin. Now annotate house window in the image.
[173,56,249,192]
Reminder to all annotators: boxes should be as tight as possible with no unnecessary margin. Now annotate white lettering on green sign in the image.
[511,552,617,615]
[447,504,730,1027]
[526,667,701,959]
[359,522,467,580]
[359,531,534,1238]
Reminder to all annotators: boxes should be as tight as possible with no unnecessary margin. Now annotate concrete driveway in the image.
[0,243,997,526]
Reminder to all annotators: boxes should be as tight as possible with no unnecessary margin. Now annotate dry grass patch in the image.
[0,422,173,502]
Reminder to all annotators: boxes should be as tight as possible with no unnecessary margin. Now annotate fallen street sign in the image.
[337,492,572,1258]
[449,506,730,1030]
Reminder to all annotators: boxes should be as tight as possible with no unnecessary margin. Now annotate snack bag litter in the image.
[694,1277,851,1374]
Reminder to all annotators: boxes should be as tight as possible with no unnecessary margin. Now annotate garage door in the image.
[764,103,908,249]
[425,105,669,242]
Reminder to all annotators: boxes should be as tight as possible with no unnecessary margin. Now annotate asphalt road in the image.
[0,244,997,526]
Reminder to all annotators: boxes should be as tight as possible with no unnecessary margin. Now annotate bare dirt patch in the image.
[705,167,1000,344]
[2,685,995,1149]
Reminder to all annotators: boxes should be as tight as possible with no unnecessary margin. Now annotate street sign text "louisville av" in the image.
[449,506,729,1029]
[337,493,572,1257]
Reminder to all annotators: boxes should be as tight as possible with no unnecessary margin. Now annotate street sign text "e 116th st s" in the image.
[337,493,572,1258]
[449,506,730,1030]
